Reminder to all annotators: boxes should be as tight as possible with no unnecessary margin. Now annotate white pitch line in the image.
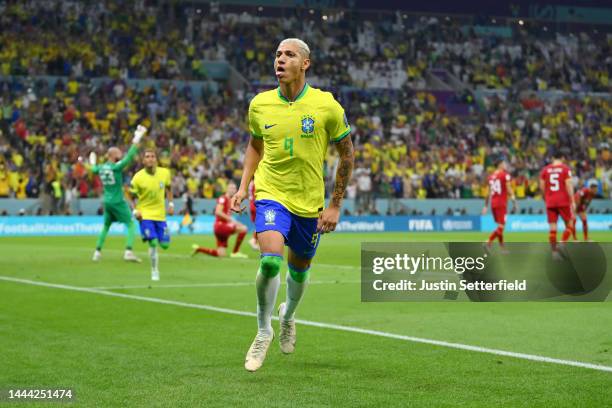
[91,279,362,290]
[2,275,611,373]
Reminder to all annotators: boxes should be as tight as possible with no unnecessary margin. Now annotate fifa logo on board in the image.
[408,219,434,231]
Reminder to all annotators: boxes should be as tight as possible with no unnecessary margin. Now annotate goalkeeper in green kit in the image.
[89,125,147,262]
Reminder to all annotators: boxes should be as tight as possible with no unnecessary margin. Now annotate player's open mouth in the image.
[276,66,285,77]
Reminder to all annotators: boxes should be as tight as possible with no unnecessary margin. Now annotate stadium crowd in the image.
[0,75,609,213]
[0,1,610,215]
[1,0,609,91]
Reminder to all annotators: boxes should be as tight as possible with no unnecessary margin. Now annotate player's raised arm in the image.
[232,136,263,213]
[317,135,354,233]
[87,151,99,174]
[115,125,147,171]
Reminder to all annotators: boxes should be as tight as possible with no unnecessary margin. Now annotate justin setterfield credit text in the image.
[369,254,527,292]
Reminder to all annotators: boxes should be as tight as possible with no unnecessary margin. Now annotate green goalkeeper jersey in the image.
[92,145,138,205]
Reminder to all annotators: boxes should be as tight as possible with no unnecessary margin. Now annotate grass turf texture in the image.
[1,232,611,407]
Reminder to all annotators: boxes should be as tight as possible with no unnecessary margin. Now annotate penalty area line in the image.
[1,275,611,374]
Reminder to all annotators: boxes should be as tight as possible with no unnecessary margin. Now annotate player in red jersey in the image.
[247,180,259,250]
[571,181,598,241]
[482,160,516,249]
[539,151,575,256]
[192,182,248,258]
[482,160,517,251]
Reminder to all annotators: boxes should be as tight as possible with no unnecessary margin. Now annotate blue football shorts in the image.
[255,199,321,260]
[139,219,170,243]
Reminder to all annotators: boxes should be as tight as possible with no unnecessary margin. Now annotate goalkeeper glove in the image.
[89,151,97,166]
[132,125,147,144]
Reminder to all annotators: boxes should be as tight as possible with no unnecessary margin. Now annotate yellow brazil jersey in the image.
[130,167,171,221]
[249,84,350,217]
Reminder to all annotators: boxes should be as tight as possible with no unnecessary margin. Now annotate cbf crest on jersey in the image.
[264,209,276,225]
[301,115,315,136]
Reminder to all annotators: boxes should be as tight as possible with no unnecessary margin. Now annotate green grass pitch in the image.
[1,232,611,407]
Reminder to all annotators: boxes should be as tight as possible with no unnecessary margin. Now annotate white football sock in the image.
[256,268,280,335]
[283,272,309,321]
[149,246,158,271]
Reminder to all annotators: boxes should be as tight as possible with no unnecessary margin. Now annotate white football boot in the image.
[278,302,296,354]
[244,331,274,372]
[92,250,102,262]
[123,250,142,263]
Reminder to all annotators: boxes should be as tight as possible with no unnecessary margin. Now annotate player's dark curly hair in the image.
[142,148,158,157]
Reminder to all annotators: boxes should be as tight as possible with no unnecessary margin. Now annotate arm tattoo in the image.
[331,137,354,208]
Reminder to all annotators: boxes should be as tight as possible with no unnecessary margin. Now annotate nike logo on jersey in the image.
[264,124,277,129]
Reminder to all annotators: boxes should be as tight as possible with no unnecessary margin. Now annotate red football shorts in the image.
[214,222,236,247]
[546,207,573,224]
[250,203,256,223]
[491,206,507,224]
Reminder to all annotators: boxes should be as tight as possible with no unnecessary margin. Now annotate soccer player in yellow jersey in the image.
[130,149,174,281]
[231,38,354,372]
